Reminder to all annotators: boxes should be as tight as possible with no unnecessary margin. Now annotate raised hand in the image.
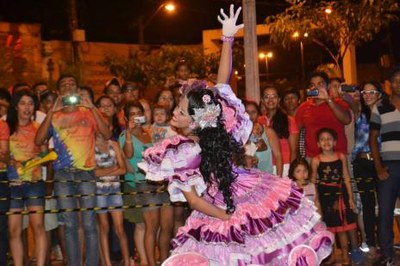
[80,95,95,109]
[217,4,244,37]
[51,96,64,112]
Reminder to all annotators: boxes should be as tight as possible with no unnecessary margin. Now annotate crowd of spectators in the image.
[0,63,399,266]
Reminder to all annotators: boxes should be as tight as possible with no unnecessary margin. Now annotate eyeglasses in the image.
[361,90,380,96]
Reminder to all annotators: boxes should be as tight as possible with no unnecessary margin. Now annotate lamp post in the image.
[292,31,307,87]
[259,51,273,81]
[138,2,176,44]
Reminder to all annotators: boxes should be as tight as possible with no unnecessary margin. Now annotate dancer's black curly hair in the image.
[186,88,244,214]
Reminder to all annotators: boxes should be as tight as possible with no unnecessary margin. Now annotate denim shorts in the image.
[96,185,123,214]
[10,181,45,209]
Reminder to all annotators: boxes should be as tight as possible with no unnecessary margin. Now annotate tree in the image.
[101,44,244,89]
[266,0,399,75]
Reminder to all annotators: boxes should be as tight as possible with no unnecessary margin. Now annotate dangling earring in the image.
[189,121,197,130]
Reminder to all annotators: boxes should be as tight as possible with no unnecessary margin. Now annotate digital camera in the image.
[61,95,81,106]
[133,116,146,125]
[306,89,319,97]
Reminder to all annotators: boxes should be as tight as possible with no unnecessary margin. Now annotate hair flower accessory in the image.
[202,94,211,104]
[192,103,221,130]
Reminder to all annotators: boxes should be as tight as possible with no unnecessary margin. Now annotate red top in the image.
[0,120,10,171]
[295,99,349,157]
[0,120,9,141]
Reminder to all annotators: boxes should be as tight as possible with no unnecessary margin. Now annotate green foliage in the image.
[266,0,399,72]
[101,44,244,89]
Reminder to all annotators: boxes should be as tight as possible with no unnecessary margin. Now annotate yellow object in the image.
[17,151,58,176]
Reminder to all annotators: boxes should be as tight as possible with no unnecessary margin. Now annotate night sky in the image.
[0,0,288,44]
[0,0,399,81]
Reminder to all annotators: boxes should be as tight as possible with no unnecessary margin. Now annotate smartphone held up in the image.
[340,84,359,93]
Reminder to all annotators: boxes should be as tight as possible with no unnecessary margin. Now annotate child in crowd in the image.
[311,128,359,264]
[289,157,320,207]
[95,132,130,266]
[39,90,57,114]
[151,104,176,143]
[244,122,267,158]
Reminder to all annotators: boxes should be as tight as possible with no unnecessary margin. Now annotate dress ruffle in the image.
[138,135,207,202]
[171,170,334,265]
[215,84,252,145]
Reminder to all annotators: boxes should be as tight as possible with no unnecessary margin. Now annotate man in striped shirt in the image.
[370,66,400,266]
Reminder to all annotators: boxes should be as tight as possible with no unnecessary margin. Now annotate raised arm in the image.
[35,110,54,145]
[80,95,111,140]
[216,5,244,84]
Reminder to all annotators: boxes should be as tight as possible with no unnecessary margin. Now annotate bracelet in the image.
[221,35,234,42]
[125,140,132,144]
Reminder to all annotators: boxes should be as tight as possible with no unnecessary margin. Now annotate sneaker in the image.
[381,257,395,266]
[52,245,63,261]
[349,248,364,264]
[394,243,400,250]
[359,242,370,253]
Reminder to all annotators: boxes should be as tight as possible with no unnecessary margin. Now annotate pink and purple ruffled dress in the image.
[139,84,333,265]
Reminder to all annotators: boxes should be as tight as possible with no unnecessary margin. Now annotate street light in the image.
[138,2,176,44]
[292,31,308,86]
[325,7,332,14]
[165,3,176,12]
[259,51,273,81]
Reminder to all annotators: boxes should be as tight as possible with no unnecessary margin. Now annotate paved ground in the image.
[321,249,400,265]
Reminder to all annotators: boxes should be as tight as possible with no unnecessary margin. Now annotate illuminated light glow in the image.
[304,32,309,38]
[292,31,300,38]
[234,70,239,75]
[165,3,176,12]
[259,52,273,59]
[325,8,332,14]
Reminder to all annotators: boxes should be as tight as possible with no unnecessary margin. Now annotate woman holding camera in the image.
[119,101,172,265]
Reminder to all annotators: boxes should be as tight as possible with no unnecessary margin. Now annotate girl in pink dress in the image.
[139,5,333,265]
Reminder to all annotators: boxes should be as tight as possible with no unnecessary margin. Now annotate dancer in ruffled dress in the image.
[139,5,333,265]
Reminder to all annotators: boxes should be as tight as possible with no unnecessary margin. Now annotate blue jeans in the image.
[377,160,400,259]
[0,172,9,266]
[54,170,99,266]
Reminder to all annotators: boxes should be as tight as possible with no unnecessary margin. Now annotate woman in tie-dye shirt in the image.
[6,89,48,266]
